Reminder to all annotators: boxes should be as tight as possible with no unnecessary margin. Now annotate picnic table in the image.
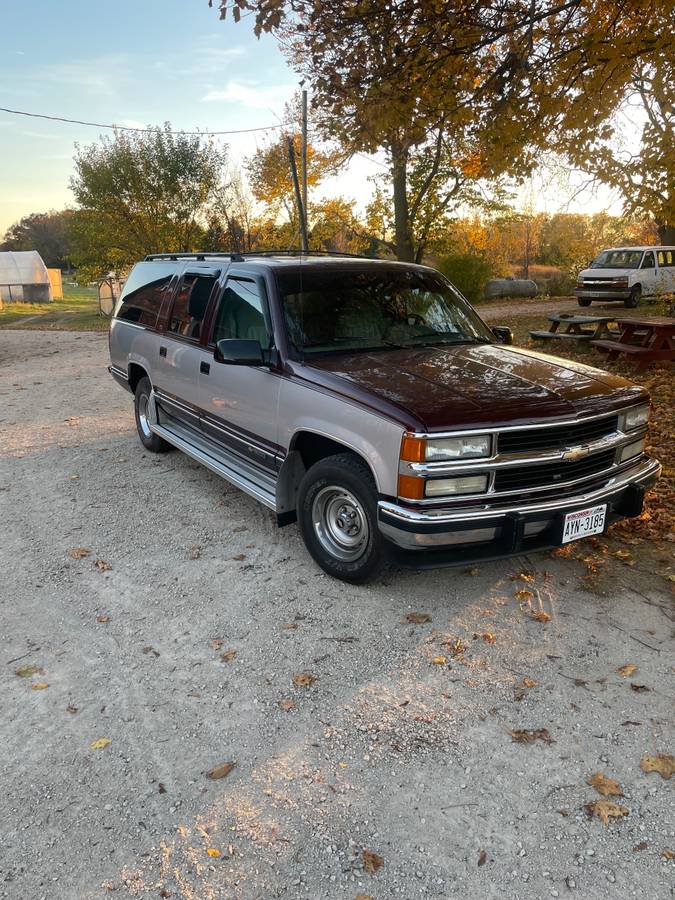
[591,316,675,369]
[529,313,619,342]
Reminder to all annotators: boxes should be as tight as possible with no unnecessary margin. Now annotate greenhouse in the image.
[0,250,53,302]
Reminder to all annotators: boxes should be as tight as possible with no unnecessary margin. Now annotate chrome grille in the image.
[494,449,616,492]
[498,416,618,455]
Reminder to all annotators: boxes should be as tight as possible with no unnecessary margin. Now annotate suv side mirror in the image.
[214,338,264,366]
[492,326,513,345]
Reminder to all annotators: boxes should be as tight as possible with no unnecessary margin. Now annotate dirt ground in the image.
[0,329,672,900]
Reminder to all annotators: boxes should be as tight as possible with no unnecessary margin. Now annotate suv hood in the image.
[579,267,633,279]
[300,344,646,431]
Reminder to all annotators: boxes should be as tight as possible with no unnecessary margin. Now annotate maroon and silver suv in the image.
[109,252,660,582]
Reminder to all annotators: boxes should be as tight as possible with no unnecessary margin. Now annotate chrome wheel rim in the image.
[312,486,369,562]
[138,393,152,438]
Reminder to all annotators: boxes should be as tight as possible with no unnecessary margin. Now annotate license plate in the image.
[562,504,607,544]
[590,292,602,298]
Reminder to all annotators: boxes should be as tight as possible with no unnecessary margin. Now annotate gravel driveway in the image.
[1,330,672,900]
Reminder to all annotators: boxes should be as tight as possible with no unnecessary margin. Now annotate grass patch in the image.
[0,287,109,332]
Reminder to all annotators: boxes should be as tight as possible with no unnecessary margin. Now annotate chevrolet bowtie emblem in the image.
[562,445,591,462]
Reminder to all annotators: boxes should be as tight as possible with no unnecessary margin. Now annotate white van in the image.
[575,246,675,308]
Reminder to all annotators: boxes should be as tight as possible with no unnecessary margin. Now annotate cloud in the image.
[201,80,295,109]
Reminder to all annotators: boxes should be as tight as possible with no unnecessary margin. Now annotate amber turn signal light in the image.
[400,434,425,462]
[397,474,425,500]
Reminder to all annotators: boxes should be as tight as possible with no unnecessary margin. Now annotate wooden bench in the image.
[530,314,618,342]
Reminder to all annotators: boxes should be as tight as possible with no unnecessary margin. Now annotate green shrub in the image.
[437,254,494,305]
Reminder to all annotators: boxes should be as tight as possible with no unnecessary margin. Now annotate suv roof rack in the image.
[144,250,378,262]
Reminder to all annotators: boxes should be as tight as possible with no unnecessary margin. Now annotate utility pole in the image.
[301,88,308,234]
[287,136,308,252]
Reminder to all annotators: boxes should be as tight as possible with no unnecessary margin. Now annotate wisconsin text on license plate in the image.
[562,504,607,544]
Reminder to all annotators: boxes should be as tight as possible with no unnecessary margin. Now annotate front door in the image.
[199,274,281,473]
[154,267,220,432]
[638,251,657,297]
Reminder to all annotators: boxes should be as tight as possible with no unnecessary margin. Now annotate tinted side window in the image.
[168,273,217,340]
[657,250,673,267]
[115,262,174,327]
[212,279,270,346]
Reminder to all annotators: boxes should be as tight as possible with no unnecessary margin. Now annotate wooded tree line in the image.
[1,0,672,279]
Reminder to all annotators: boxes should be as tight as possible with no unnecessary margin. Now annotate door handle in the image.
[200,361,211,375]
[159,346,167,358]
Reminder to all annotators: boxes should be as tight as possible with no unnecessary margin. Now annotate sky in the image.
[0,0,622,237]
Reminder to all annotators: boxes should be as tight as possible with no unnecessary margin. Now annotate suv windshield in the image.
[590,250,643,269]
[276,266,494,357]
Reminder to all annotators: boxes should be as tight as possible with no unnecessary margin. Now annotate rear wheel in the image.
[134,376,172,453]
[296,453,387,583]
[625,286,641,308]
[577,296,592,307]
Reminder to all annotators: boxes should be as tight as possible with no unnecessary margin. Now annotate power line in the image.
[0,106,292,135]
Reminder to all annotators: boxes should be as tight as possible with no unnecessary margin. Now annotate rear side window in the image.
[168,273,218,340]
[212,278,270,346]
[115,262,174,328]
[657,250,674,267]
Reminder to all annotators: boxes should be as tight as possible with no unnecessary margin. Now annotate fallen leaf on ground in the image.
[574,678,588,687]
[206,761,236,780]
[477,849,487,866]
[587,772,623,797]
[209,638,223,650]
[90,738,111,750]
[405,612,431,624]
[515,677,539,700]
[69,474,79,481]
[431,656,447,665]
[517,572,535,583]
[206,848,220,857]
[617,663,637,677]
[15,664,42,678]
[633,842,648,851]
[354,895,373,900]
[630,683,650,693]
[94,559,112,571]
[362,849,384,874]
[69,547,91,559]
[640,753,674,780]
[481,632,496,643]
[530,609,551,623]
[158,783,166,794]
[188,545,201,560]
[465,566,480,576]
[30,682,49,690]
[220,649,237,663]
[142,646,160,657]
[96,615,111,623]
[231,553,246,561]
[509,728,554,745]
[515,588,534,601]
[293,672,316,687]
[661,848,675,860]
[281,622,298,630]
[279,699,296,711]
[585,799,628,825]
[67,704,78,714]
[614,549,632,560]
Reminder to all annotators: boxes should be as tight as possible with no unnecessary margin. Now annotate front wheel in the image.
[134,376,172,453]
[577,296,592,307]
[625,286,641,308]
[296,453,387,583]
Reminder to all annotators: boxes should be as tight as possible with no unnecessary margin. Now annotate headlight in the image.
[425,475,489,497]
[621,404,649,431]
[425,434,491,461]
[612,276,629,286]
[619,437,645,462]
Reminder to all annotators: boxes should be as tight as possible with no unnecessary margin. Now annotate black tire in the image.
[296,452,387,583]
[134,376,172,453]
[577,296,592,307]
[625,286,641,309]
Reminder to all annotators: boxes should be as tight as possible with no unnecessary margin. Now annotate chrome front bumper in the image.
[378,457,661,554]
[575,289,630,300]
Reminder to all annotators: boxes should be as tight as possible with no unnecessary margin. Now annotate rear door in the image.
[153,266,221,432]
[199,273,281,472]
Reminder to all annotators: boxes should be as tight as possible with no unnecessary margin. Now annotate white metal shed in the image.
[0,250,53,302]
